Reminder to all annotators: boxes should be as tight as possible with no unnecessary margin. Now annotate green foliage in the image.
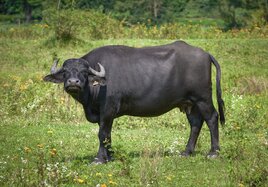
[218,0,268,29]
[43,9,80,41]
[1,0,43,23]
[10,9,267,44]
[1,0,268,29]
[42,9,124,42]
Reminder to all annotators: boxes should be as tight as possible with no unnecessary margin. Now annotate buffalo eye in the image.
[62,71,70,79]
[81,70,88,77]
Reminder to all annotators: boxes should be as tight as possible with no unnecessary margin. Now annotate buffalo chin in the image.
[65,86,81,94]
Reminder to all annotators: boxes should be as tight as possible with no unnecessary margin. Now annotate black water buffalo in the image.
[44,41,225,164]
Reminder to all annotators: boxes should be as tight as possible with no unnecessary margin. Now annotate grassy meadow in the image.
[0,24,268,186]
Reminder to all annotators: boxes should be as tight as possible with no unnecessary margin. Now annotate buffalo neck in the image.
[67,86,89,106]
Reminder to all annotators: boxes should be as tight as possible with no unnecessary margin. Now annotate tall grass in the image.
[1,9,268,41]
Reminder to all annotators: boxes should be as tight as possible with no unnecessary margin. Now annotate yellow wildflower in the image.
[27,79,33,84]
[37,144,44,149]
[108,173,113,177]
[101,184,107,187]
[235,125,240,130]
[24,147,31,153]
[109,180,117,185]
[19,84,28,91]
[74,178,84,184]
[36,74,43,81]
[50,148,57,156]
[60,97,65,104]
[96,172,102,177]
[166,176,172,181]
[77,178,84,184]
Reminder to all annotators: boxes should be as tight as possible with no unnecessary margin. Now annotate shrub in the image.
[43,9,125,41]
[43,9,81,41]
[83,10,125,39]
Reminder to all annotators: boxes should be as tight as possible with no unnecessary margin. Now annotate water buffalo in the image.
[44,41,225,164]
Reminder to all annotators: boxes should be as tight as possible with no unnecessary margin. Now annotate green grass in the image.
[0,26,268,186]
[0,121,230,186]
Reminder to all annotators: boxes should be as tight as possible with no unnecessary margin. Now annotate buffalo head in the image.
[43,59,105,94]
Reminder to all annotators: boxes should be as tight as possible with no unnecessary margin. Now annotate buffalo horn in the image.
[50,59,61,74]
[89,63,106,77]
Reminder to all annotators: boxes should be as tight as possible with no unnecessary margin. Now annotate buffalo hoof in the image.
[91,158,108,165]
[91,157,113,165]
[179,150,193,157]
[207,150,219,159]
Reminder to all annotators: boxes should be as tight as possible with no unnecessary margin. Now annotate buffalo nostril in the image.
[68,78,80,84]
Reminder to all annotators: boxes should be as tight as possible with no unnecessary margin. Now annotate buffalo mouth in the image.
[66,85,82,93]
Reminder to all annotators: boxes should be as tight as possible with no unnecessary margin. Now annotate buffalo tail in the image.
[209,54,225,125]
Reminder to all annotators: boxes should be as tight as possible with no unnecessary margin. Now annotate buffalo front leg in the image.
[93,118,113,164]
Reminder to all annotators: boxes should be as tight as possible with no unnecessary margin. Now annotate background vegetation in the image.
[1,0,268,29]
[0,1,268,186]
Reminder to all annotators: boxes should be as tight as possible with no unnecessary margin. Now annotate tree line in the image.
[1,0,268,29]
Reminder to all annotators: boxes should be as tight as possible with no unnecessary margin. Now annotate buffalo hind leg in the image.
[197,101,220,158]
[181,105,204,157]
[93,118,113,164]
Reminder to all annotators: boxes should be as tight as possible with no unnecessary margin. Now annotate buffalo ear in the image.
[43,71,64,83]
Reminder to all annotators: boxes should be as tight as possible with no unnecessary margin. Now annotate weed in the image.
[235,76,268,95]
